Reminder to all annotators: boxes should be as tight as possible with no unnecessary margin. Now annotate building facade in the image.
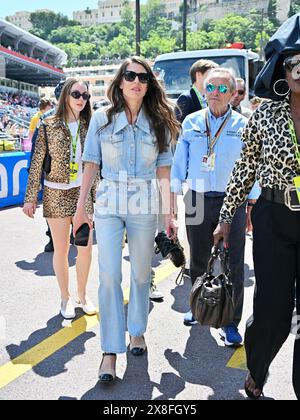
[164,0,182,18]
[6,10,52,31]
[6,11,33,31]
[73,0,136,26]
[189,0,291,26]
[64,64,120,103]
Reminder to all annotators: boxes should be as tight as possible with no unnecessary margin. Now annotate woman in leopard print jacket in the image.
[23,78,97,321]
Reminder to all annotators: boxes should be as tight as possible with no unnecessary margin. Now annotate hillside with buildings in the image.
[4,0,299,67]
[7,0,292,31]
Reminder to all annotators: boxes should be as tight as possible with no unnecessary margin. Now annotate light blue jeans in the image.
[95,199,157,354]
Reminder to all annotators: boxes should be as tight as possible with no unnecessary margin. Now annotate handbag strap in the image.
[206,244,231,277]
[219,247,231,277]
[206,245,220,275]
[42,122,49,155]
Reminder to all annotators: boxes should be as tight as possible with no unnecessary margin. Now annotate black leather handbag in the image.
[190,245,234,329]
[42,123,51,175]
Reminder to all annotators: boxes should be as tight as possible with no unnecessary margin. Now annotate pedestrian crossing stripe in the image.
[0,262,178,391]
[227,346,247,371]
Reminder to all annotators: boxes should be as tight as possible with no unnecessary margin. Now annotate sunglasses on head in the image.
[70,91,91,101]
[284,58,300,73]
[123,70,150,84]
[206,83,229,94]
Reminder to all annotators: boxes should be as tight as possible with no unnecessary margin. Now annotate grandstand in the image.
[0,18,67,88]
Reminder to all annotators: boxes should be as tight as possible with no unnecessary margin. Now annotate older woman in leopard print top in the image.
[214,51,300,400]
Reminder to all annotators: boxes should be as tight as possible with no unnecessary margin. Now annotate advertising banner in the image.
[0,152,32,208]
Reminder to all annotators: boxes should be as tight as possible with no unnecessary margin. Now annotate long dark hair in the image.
[103,57,180,152]
[56,78,92,125]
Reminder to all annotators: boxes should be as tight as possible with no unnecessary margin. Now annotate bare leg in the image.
[47,217,72,301]
[74,220,93,303]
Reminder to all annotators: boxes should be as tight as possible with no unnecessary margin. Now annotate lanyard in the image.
[192,86,205,109]
[289,119,300,167]
[68,121,81,163]
[205,110,232,156]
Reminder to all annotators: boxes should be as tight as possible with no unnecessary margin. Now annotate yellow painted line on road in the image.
[0,262,177,390]
[0,314,100,390]
[227,346,247,371]
[123,262,179,305]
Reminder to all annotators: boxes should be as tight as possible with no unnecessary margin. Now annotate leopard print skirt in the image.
[43,186,94,218]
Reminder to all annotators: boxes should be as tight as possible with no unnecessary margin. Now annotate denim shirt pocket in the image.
[101,134,124,172]
[140,134,158,169]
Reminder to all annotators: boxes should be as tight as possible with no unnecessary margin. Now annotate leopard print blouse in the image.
[25,116,98,204]
[220,96,299,223]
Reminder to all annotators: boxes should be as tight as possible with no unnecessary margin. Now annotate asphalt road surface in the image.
[0,202,297,400]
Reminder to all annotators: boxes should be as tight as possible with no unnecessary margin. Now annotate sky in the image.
[0,0,101,19]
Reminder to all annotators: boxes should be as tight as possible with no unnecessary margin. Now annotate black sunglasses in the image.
[70,91,91,101]
[284,58,300,73]
[123,70,150,84]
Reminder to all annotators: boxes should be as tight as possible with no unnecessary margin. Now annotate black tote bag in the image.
[190,245,234,329]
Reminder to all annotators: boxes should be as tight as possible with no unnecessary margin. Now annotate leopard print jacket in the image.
[25,116,98,204]
[220,96,298,223]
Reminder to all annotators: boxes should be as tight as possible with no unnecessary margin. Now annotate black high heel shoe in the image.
[98,353,116,383]
[130,336,147,356]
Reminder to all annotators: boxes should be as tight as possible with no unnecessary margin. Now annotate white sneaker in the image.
[60,299,76,319]
[149,284,164,300]
[76,297,97,316]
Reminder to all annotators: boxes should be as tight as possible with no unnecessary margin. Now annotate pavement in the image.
[0,201,297,400]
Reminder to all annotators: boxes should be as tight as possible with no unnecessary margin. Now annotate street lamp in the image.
[183,0,188,51]
[136,0,141,56]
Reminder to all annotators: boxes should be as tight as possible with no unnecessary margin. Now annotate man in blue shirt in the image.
[171,68,259,345]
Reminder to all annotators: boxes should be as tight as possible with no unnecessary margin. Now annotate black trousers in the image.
[245,196,300,399]
[185,190,246,327]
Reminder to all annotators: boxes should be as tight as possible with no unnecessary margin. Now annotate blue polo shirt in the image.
[171,106,260,199]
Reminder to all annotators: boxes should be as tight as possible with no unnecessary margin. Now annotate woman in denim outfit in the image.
[74,57,180,382]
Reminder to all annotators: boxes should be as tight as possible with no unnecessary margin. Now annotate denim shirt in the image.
[171,107,260,199]
[82,107,173,182]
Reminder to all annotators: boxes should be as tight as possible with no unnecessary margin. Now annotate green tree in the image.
[268,0,280,26]
[29,11,79,40]
[141,33,177,58]
[55,43,81,65]
[289,0,300,16]
[49,26,86,44]
[78,42,99,60]
[121,1,134,31]
[187,30,226,50]
[108,34,134,58]
[207,14,256,48]
[141,0,166,39]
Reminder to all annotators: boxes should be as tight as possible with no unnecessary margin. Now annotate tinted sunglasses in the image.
[70,91,91,101]
[284,58,300,73]
[206,83,229,94]
[123,70,150,84]
[237,90,245,95]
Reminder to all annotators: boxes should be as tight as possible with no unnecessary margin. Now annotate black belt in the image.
[261,187,299,207]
